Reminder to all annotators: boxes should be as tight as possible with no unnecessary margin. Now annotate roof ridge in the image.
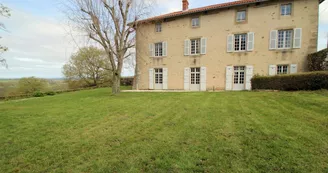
[137,0,267,24]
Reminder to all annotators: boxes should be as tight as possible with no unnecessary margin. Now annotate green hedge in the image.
[307,48,328,71]
[251,72,328,91]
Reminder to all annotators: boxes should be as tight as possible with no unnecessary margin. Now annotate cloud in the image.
[14,57,45,63]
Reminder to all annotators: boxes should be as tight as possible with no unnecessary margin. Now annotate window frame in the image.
[154,68,163,84]
[281,3,292,16]
[154,42,163,57]
[236,10,247,22]
[191,17,200,28]
[277,65,289,75]
[190,39,201,55]
[190,67,201,85]
[277,30,293,49]
[155,23,162,32]
[234,33,247,52]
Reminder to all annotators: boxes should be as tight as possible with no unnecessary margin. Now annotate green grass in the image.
[1,89,328,173]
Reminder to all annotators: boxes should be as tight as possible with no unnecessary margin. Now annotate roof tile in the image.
[137,0,268,24]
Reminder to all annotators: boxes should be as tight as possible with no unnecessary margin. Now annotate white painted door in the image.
[233,66,245,91]
[190,67,201,91]
[154,68,163,90]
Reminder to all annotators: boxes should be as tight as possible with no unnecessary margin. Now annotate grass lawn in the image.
[1,89,328,172]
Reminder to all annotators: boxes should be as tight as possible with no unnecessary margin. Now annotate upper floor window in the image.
[281,4,292,16]
[278,30,293,49]
[155,23,162,32]
[277,65,289,74]
[190,39,200,55]
[155,42,163,57]
[234,34,247,51]
[191,17,200,27]
[236,10,246,22]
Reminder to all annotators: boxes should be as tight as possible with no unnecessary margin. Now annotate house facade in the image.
[135,0,323,91]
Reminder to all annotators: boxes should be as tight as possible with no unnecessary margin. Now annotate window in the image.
[190,68,200,84]
[191,17,200,27]
[277,65,289,74]
[155,42,163,57]
[155,23,162,32]
[236,10,246,22]
[234,66,245,84]
[278,30,293,49]
[281,4,292,16]
[154,68,163,84]
[234,34,247,51]
[190,39,200,55]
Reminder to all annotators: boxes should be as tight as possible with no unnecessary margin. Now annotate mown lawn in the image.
[1,89,328,173]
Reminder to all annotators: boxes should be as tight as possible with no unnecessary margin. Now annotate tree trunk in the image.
[112,72,121,94]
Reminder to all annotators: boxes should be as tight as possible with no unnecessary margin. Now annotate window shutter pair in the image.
[227,32,254,52]
[149,42,167,57]
[184,67,206,91]
[184,38,207,56]
[269,28,302,49]
[268,64,298,76]
[149,68,168,90]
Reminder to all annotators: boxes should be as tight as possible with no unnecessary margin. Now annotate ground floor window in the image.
[154,68,163,84]
[234,66,245,84]
[277,65,289,74]
[190,67,200,84]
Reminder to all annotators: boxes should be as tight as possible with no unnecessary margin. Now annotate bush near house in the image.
[251,72,328,91]
[120,77,134,86]
[307,48,328,71]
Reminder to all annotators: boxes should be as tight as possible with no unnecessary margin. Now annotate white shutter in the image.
[184,39,190,56]
[162,42,167,57]
[247,32,255,51]
[149,44,154,57]
[163,68,168,89]
[245,66,254,90]
[149,68,154,89]
[269,30,278,50]
[290,64,297,74]
[201,38,207,55]
[227,35,234,52]
[293,28,302,49]
[200,67,207,91]
[184,67,190,90]
[269,65,277,76]
[225,66,233,90]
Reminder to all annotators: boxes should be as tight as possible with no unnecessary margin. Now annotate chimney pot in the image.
[182,0,189,11]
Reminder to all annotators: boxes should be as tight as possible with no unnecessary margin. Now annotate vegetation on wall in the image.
[251,72,328,91]
[307,48,328,71]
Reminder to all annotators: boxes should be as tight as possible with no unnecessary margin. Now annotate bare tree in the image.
[0,3,10,67]
[62,0,153,94]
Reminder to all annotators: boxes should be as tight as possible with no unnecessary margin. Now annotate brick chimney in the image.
[182,0,189,11]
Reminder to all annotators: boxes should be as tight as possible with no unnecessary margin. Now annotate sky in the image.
[0,0,327,78]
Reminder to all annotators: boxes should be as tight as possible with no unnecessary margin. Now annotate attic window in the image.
[191,17,200,27]
[236,10,246,22]
[155,23,162,32]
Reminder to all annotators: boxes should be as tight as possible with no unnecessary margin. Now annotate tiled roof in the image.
[137,0,269,24]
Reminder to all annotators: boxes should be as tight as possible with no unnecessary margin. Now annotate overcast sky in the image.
[0,0,327,78]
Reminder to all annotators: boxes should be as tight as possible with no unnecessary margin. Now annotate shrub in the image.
[307,48,328,71]
[18,77,48,94]
[33,91,44,97]
[120,77,134,86]
[251,72,328,91]
[44,91,56,96]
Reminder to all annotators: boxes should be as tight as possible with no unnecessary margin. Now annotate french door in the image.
[154,68,163,90]
[190,67,200,91]
[233,66,245,90]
